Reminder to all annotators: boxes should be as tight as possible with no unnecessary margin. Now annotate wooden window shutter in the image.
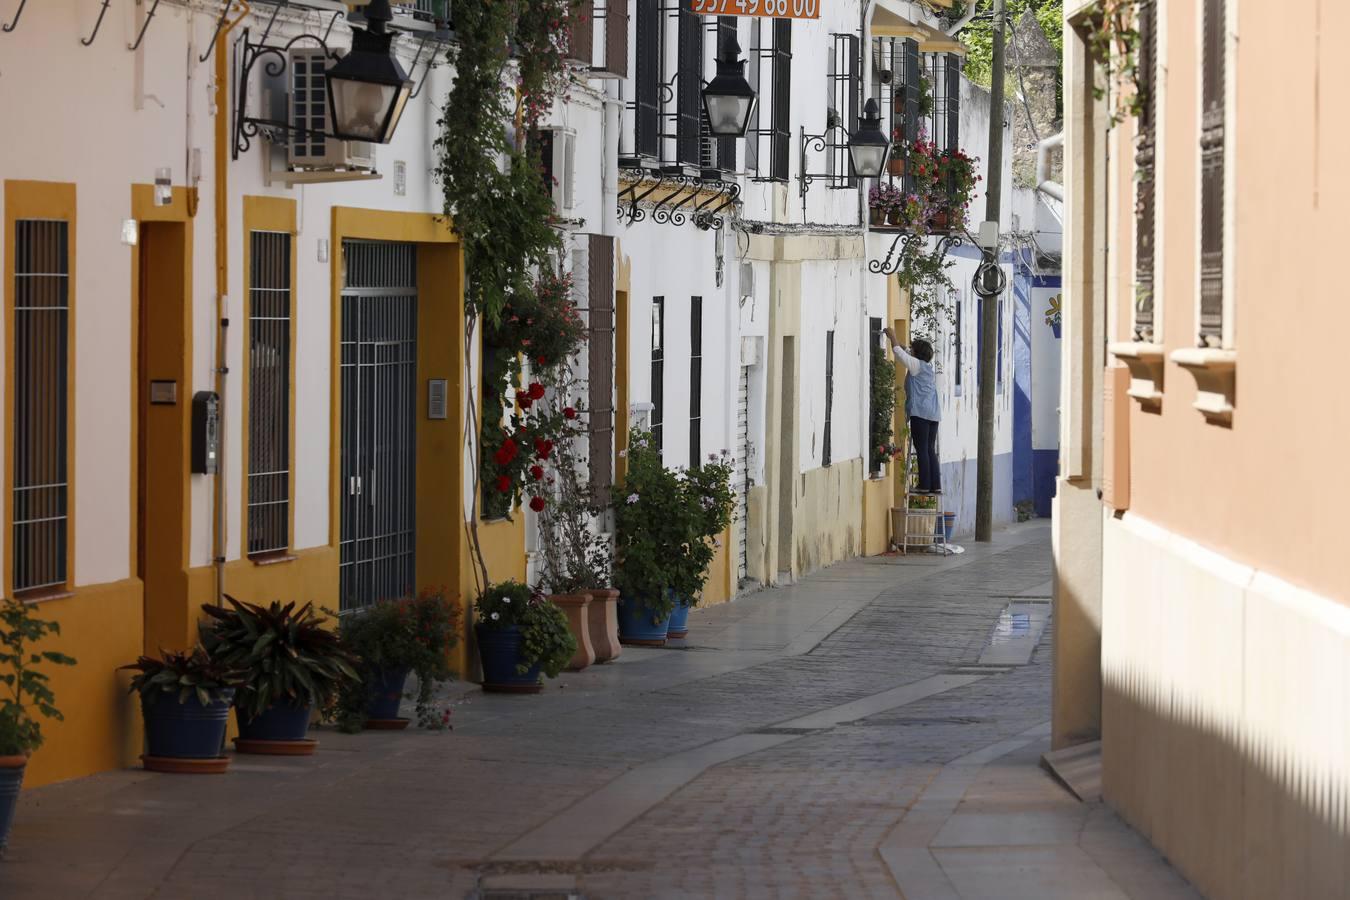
[900,39,922,194]
[676,7,705,166]
[770,18,792,180]
[567,2,594,66]
[945,53,961,154]
[635,0,661,158]
[1199,0,1226,346]
[587,235,616,501]
[604,0,629,78]
[1133,0,1158,341]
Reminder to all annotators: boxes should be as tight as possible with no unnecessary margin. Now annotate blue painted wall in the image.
[1012,261,1035,512]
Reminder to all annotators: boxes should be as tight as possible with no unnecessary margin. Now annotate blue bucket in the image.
[236,700,313,742]
[366,668,410,720]
[476,624,543,690]
[0,761,25,852]
[142,690,233,759]
[666,596,691,639]
[617,597,672,646]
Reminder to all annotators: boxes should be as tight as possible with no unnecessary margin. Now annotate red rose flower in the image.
[563,406,577,419]
[536,356,547,366]
[528,382,546,400]
[516,391,533,410]
[496,475,512,493]
[530,465,544,481]
[529,496,546,512]
[494,435,519,466]
[534,439,554,459]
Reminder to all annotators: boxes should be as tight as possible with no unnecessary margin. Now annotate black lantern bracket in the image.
[2,0,27,33]
[797,122,853,219]
[868,231,964,276]
[232,22,340,160]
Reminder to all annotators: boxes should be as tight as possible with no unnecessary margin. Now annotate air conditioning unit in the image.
[534,127,577,215]
[286,49,376,172]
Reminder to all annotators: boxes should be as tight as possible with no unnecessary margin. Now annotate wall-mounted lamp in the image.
[702,37,757,138]
[327,0,413,144]
[846,99,891,179]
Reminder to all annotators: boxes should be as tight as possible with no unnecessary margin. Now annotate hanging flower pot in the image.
[887,156,906,178]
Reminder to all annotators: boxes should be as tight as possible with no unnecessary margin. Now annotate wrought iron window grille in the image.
[868,231,964,277]
[616,169,740,230]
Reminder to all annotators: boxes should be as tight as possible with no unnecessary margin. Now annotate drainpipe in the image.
[1035,131,1064,202]
[213,1,250,604]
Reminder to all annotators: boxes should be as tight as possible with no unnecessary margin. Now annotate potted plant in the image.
[886,129,906,177]
[122,647,245,773]
[475,582,576,693]
[0,597,75,852]
[535,388,617,668]
[1045,294,1063,338]
[330,590,462,732]
[931,147,979,233]
[869,183,903,228]
[666,452,737,640]
[613,430,685,645]
[199,597,358,755]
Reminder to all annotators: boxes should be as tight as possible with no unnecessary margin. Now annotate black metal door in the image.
[339,240,417,611]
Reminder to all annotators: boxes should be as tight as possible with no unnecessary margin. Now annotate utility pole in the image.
[975,0,1007,543]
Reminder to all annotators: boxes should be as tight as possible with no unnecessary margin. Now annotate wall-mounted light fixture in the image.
[327,0,413,144]
[797,97,891,216]
[702,37,757,138]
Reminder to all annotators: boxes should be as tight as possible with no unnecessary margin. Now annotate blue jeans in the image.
[910,416,941,492]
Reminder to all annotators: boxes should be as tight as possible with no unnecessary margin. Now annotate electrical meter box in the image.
[191,391,220,475]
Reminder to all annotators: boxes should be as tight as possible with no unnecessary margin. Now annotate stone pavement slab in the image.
[0,522,1198,899]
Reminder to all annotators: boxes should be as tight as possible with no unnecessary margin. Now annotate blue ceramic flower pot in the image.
[476,624,543,692]
[366,668,410,721]
[141,690,233,759]
[617,597,672,646]
[666,596,691,640]
[235,700,313,742]
[1051,322,1062,339]
[0,759,25,852]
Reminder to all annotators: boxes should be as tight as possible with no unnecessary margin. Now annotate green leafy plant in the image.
[122,647,246,708]
[330,590,463,732]
[870,340,898,473]
[1082,0,1144,124]
[672,453,736,606]
[909,493,939,510]
[476,581,576,678]
[0,598,76,757]
[199,596,358,721]
[614,430,686,621]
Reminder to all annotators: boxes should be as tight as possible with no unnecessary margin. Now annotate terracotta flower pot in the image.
[887,157,906,177]
[587,589,622,663]
[549,593,596,671]
[887,208,905,227]
[869,206,887,227]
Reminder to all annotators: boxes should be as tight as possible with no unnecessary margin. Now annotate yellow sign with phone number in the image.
[689,0,821,20]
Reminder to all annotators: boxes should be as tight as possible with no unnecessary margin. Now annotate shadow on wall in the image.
[1102,667,1349,900]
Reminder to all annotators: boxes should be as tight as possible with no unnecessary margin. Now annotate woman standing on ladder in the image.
[883,327,941,495]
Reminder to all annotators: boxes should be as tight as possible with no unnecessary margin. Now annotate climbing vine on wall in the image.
[1081,0,1144,124]
[433,0,584,592]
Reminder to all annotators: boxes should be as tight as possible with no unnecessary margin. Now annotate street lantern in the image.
[847,98,890,178]
[702,37,757,138]
[327,0,413,144]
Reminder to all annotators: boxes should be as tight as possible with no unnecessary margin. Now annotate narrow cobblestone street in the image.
[0,524,1196,899]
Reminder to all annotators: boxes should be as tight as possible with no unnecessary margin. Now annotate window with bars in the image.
[826,33,861,188]
[248,231,292,557]
[1134,0,1158,341]
[1199,0,1226,346]
[587,235,616,502]
[11,220,70,594]
[748,17,793,181]
[690,297,703,465]
[924,52,962,154]
[952,290,963,396]
[651,297,665,452]
[822,330,835,467]
[770,18,792,181]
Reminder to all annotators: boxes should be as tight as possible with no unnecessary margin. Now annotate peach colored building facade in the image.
[1056,1,1349,897]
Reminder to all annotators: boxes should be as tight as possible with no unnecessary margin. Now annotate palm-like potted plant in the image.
[330,589,462,732]
[475,582,576,693]
[122,647,245,773]
[199,597,358,755]
[0,597,75,851]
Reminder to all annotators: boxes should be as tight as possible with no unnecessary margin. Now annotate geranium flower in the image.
[528,382,546,400]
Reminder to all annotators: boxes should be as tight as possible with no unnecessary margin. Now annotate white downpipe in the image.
[1036,132,1064,202]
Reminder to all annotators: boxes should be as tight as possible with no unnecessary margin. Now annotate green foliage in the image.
[330,590,463,732]
[958,0,1064,88]
[535,368,613,595]
[0,598,76,756]
[122,647,245,708]
[1080,0,1143,124]
[614,432,735,619]
[870,341,900,473]
[476,581,577,679]
[199,596,358,721]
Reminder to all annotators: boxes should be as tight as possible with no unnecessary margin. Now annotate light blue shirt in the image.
[893,344,941,422]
